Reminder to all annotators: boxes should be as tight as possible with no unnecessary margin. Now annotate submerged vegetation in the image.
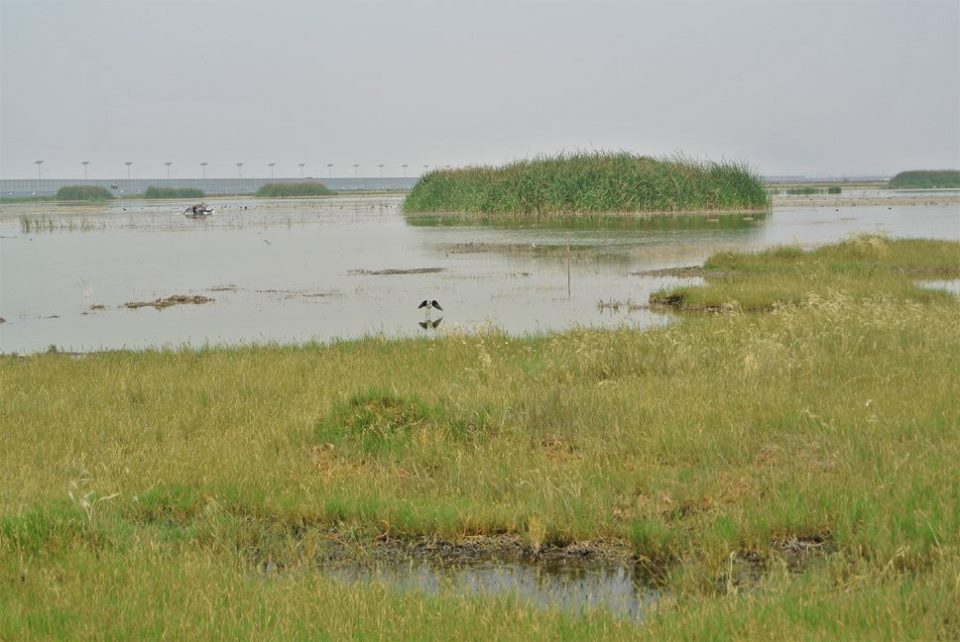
[256,182,335,197]
[54,185,114,201]
[144,186,205,199]
[2,236,958,639]
[888,169,960,189]
[403,153,769,222]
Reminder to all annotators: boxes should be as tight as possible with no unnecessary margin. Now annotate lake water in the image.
[2,194,958,354]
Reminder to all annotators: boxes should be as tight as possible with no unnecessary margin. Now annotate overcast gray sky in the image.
[1,0,958,179]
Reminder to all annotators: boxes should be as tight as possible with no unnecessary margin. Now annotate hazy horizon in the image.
[2,0,958,180]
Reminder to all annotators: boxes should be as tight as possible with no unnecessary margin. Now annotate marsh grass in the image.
[55,185,114,201]
[403,153,769,222]
[888,169,960,189]
[144,186,205,199]
[256,182,335,197]
[2,237,959,639]
[651,235,960,311]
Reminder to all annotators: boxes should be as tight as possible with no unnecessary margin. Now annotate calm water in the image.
[315,557,660,621]
[1,194,958,354]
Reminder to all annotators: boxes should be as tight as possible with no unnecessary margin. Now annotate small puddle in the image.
[315,557,662,621]
[918,279,960,295]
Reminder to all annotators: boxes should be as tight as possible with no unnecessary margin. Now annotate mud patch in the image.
[124,294,214,310]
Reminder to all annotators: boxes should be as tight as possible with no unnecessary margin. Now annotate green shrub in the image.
[55,185,114,201]
[144,186,205,199]
[255,182,334,197]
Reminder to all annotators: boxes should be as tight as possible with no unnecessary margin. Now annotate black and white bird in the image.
[418,300,443,312]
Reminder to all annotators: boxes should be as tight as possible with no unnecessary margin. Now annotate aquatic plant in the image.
[54,185,114,201]
[403,152,769,220]
[144,186,205,199]
[256,182,335,197]
[888,169,960,189]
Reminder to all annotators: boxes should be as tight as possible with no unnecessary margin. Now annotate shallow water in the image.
[316,557,660,621]
[1,194,957,354]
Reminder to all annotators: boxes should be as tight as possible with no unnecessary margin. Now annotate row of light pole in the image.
[33,160,432,179]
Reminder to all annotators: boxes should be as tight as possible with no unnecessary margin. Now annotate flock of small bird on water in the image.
[183,203,446,330]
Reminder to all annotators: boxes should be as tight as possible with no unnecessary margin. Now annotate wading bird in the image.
[418,300,442,312]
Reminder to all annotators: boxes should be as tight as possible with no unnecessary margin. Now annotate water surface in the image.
[2,194,957,353]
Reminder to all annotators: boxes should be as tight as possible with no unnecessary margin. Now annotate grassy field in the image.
[888,170,960,189]
[2,236,959,639]
[403,153,769,222]
[256,182,335,197]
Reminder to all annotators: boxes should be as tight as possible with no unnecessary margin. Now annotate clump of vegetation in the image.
[54,185,114,201]
[782,185,842,195]
[651,235,960,311]
[144,186,205,199]
[256,182,335,197]
[888,169,960,189]
[403,153,769,221]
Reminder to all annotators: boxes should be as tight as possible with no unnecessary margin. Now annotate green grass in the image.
[650,235,960,311]
[144,186,205,199]
[403,153,769,222]
[54,185,114,201]
[888,170,960,189]
[255,182,335,197]
[2,236,958,639]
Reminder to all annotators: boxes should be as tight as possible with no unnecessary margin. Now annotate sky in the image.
[1,0,958,179]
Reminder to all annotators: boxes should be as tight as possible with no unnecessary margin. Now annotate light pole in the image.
[165,161,172,179]
[200,162,208,178]
[401,164,408,177]
[236,162,244,178]
[124,161,133,179]
[298,163,305,178]
[35,160,43,180]
[269,162,275,179]
[353,163,359,178]
[326,163,333,178]
[378,163,384,177]
[81,160,89,179]
[423,164,430,175]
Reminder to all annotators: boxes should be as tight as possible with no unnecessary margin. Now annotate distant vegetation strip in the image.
[888,170,960,189]
[256,182,335,197]
[403,153,769,219]
[782,186,841,195]
[144,186,205,199]
[54,185,114,201]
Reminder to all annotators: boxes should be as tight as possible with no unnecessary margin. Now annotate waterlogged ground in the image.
[1,192,957,353]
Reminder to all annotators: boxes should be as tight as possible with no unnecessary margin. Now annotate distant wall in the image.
[0,177,418,198]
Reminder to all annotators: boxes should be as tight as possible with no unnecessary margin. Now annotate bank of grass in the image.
[403,153,769,222]
[256,182,335,197]
[888,169,960,189]
[144,186,205,199]
[54,185,114,201]
[2,235,959,639]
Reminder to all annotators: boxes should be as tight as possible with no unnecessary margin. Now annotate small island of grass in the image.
[256,182,335,197]
[888,170,960,189]
[144,186,205,199]
[403,153,769,223]
[55,185,114,201]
